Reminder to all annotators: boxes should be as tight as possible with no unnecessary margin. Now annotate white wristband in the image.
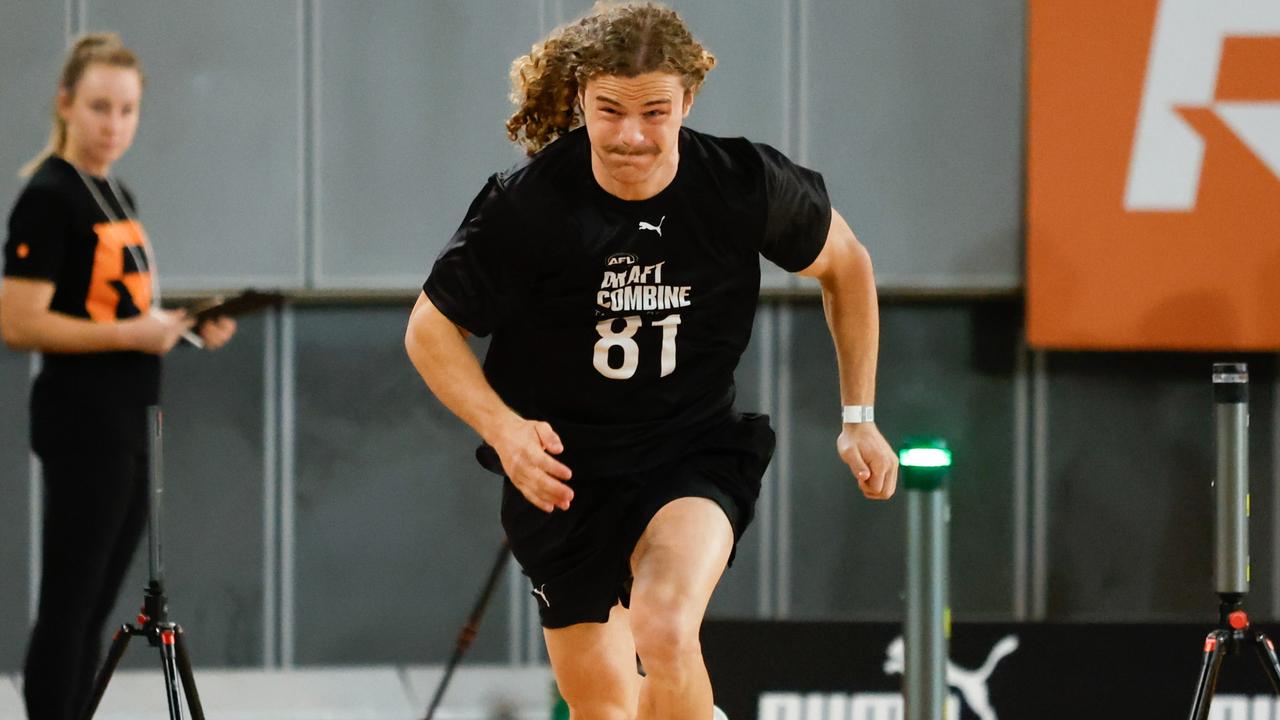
[842,405,874,424]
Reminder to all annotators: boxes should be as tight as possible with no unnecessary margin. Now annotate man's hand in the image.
[838,423,898,500]
[492,417,574,513]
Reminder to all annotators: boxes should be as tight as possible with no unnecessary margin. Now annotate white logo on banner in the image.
[1125,0,1280,211]
[760,691,959,720]
[757,635,1019,720]
[882,636,1019,720]
[1210,696,1280,720]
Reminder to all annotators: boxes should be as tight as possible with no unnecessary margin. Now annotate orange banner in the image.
[1027,0,1280,350]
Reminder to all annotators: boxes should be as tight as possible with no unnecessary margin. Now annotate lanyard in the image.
[73,165,162,310]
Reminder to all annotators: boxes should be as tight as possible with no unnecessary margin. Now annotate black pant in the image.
[24,449,148,720]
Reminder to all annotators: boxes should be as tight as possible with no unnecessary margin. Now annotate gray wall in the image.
[4,299,1277,670]
[0,0,1024,293]
[86,0,307,290]
[2,0,1272,675]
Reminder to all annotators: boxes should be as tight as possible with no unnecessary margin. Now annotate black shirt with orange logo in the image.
[425,127,831,475]
[4,156,159,453]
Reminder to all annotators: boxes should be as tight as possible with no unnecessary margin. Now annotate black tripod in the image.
[419,445,519,720]
[80,407,205,720]
[1188,364,1280,719]
[422,538,511,720]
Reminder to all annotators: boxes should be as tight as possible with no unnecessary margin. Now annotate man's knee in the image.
[631,597,703,673]
[558,672,636,720]
[555,655,639,719]
[562,697,634,720]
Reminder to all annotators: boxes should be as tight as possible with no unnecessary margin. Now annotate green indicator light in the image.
[900,447,952,468]
[900,436,952,491]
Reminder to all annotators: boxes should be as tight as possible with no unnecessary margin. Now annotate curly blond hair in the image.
[506,1,716,156]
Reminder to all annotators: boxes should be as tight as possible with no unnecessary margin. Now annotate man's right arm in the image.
[404,291,573,512]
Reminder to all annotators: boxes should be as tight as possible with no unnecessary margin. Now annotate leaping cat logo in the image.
[638,216,665,236]
[883,635,1020,720]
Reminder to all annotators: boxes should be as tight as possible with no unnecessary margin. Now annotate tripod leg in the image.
[174,627,206,720]
[1189,631,1229,720]
[158,629,186,720]
[422,540,510,720]
[79,625,134,720]
[1251,631,1280,693]
[424,647,465,720]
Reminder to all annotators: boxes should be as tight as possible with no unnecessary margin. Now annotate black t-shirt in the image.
[3,156,159,451]
[425,127,830,475]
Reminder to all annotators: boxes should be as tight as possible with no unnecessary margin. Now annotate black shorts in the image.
[500,413,775,629]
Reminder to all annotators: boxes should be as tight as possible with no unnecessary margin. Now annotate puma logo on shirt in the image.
[638,216,665,236]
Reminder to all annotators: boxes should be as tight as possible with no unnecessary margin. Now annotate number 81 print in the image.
[592,314,682,379]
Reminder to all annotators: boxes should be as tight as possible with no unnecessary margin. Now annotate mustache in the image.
[603,144,659,157]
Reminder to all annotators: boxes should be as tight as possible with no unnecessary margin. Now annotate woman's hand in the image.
[198,316,237,351]
[118,310,194,355]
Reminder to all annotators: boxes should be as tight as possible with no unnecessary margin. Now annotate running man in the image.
[405,4,897,718]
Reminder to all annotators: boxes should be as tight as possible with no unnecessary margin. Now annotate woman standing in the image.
[0,33,236,720]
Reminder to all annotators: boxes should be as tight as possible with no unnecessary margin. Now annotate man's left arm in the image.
[795,208,898,500]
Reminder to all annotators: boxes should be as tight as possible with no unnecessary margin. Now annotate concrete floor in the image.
[1,664,555,720]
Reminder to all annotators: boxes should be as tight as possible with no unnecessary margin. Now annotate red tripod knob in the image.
[1229,610,1249,630]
